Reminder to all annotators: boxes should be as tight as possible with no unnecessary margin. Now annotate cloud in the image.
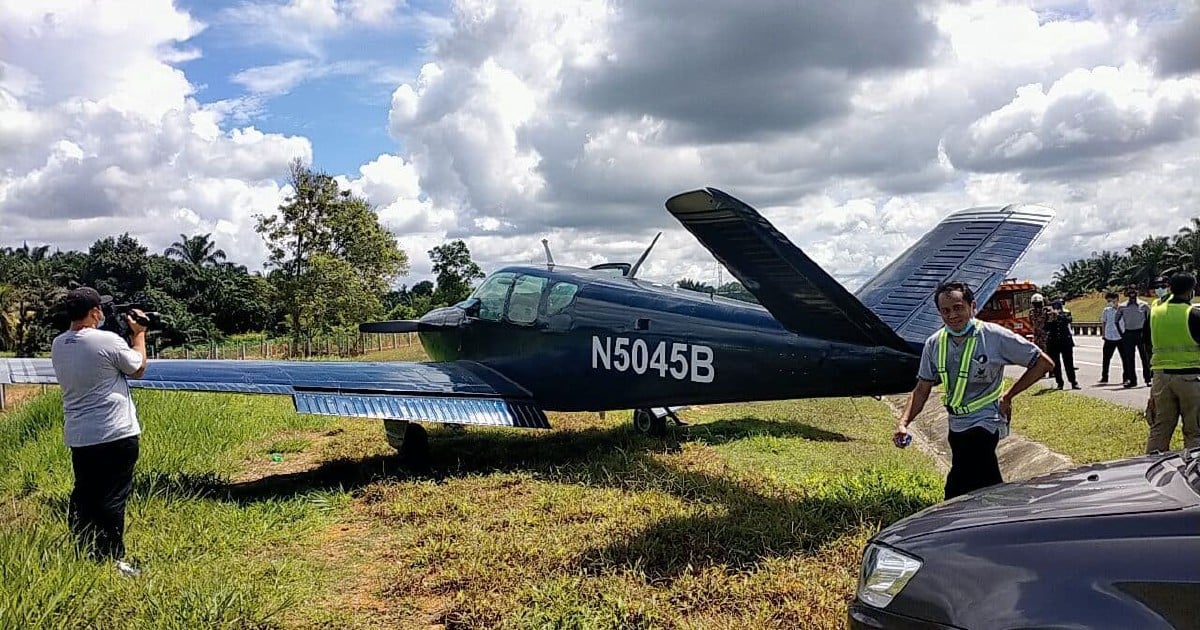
[944,63,1200,175]
[1152,5,1200,76]
[0,0,311,270]
[220,0,407,54]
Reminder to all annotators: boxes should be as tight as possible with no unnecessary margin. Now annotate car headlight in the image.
[857,543,922,608]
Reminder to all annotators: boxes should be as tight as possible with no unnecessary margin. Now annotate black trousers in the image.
[1101,339,1121,381]
[945,427,1002,500]
[69,435,139,561]
[1120,329,1151,385]
[1047,343,1077,387]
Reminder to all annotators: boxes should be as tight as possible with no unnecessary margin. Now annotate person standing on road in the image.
[1099,291,1124,384]
[1146,273,1200,453]
[1117,287,1152,388]
[893,282,1054,500]
[1029,292,1048,353]
[1046,299,1079,389]
[50,287,148,577]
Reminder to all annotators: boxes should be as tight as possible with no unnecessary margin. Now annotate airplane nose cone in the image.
[419,305,466,329]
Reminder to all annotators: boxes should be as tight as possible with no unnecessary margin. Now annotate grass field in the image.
[1064,292,1107,321]
[0,349,945,629]
[3,341,1189,629]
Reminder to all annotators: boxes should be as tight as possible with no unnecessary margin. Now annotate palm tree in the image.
[1169,219,1200,276]
[1087,250,1125,291]
[165,233,227,268]
[1119,236,1172,290]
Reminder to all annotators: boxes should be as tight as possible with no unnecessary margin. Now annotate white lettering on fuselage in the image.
[591,336,714,383]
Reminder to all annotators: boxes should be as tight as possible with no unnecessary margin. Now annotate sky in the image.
[2,0,1199,291]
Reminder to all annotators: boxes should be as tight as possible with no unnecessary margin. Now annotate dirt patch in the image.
[0,384,48,414]
[230,428,348,483]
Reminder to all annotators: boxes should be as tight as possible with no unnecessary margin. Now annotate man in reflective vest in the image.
[1146,272,1200,453]
[894,281,1054,499]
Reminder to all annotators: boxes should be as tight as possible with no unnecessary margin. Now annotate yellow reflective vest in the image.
[1149,301,1200,370]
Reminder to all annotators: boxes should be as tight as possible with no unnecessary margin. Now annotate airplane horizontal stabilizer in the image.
[854,204,1054,347]
[665,188,911,353]
[0,358,550,429]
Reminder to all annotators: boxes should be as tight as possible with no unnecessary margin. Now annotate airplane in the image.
[1,188,1054,459]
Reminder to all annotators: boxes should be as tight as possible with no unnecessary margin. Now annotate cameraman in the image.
[50,287,147,577]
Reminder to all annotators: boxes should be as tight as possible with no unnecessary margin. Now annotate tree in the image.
[429,240,484,306]
[81,234,151,300]
[1119,236,1172,290]
[676,278,715,294]
[165,233,227,268]
[255,160,408,349]
[716,281,759,304]
[1169,219,1200,276]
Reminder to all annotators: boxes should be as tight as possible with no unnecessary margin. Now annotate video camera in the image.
[100,302,163,344]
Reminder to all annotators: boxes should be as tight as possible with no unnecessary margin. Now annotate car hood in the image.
[877,454,1195,545]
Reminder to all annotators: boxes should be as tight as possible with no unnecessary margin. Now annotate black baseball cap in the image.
[63,287,112,320]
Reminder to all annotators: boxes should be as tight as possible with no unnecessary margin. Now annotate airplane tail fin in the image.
[854,204,1054,347]
[665,188,912,353]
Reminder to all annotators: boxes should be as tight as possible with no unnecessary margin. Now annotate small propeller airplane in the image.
[2,188,1053,458]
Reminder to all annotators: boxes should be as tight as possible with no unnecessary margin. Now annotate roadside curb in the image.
[882,395,1075,481]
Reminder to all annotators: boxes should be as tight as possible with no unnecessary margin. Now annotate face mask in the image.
[1155,287,1169,299]
[946,319,975,336]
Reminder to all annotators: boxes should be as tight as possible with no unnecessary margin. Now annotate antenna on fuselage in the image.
[541,238,554,268]
[628,232,661,279]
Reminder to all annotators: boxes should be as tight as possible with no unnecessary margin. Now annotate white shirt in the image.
[51,328,143,448]
[1100,305,1124,341]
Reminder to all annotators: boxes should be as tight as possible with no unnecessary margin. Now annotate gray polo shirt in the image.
[1116,299,1149,331]
[917,321,1042,436]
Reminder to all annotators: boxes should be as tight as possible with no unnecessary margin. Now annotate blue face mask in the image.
[946,319,975,336]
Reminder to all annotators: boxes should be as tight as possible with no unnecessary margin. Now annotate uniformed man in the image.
[1029,292,1048,353]
[1117,286,1152,387]
[894,281,1055,499]
[1146,273,1200,453]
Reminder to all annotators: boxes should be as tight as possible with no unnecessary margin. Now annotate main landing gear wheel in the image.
[383,419,430,464]
[632,408,667,437]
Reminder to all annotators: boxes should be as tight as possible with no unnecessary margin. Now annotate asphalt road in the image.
[1017,335,1152,410]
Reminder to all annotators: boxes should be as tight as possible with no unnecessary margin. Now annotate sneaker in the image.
[1123,381,1137,388]
[115,560,142,577]
[1071,383,1081,390]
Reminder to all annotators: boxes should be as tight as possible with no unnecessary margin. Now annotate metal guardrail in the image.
[1070,321,1102,336]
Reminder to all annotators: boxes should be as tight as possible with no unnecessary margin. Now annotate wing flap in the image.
[0,358,549,428]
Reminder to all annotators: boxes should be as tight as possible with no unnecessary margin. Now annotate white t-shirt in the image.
[51,328,144,448]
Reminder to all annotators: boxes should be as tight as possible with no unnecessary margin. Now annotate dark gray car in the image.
[850,447,1200,629]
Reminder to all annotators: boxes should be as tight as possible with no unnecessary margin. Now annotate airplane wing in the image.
[0,358,550,429]
[665,187,913,353]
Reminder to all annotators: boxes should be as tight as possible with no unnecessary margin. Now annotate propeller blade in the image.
[359,320,421,333]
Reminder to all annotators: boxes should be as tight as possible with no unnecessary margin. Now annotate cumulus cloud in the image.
[221,0,409,54]
[0,0,311,269]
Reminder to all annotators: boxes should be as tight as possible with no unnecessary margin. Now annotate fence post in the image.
[184,347,190,359]
[240,343,246,360]
[1,383,6,411]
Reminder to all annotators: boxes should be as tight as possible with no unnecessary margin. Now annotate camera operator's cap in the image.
[1052,298,1064,307]
[63,287,113,312]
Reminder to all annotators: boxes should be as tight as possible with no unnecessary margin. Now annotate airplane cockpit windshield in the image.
[469,271,579,325]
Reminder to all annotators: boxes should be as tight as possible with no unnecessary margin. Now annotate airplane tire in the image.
[399,422,430,465]
[632,408,667,437]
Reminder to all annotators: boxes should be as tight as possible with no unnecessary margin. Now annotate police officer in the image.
[894,281,1054,499]
[1146,273,1200,453]
[50,287,148,576]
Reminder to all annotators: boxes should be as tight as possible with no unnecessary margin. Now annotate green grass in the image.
[0,387,941,629]
[1012,383,1183,463]
[1065,292,1107,321]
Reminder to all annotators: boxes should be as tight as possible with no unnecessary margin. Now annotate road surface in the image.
[1015,335,1151,410]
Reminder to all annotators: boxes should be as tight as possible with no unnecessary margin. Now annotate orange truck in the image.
[977,278,1039,340]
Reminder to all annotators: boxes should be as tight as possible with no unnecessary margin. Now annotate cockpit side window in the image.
[543,282,579,316]
[473,272,516,322]
[507,275,548,325]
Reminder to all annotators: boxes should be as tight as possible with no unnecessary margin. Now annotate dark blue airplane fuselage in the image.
[417,265,921,412]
